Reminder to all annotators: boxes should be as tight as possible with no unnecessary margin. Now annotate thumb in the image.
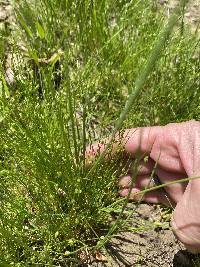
[171,180,200,253]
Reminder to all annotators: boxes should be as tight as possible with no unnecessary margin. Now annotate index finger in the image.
[86,126,161,160]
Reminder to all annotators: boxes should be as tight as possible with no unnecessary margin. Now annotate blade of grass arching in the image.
[133,175,200,196]
[102,175,200,210]
[87,0,189,177]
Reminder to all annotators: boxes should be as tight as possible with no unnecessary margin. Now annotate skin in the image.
[86,120,200,253]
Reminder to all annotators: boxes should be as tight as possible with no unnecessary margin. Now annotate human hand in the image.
[86,120,200,253]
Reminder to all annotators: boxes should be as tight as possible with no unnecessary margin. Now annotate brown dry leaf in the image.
[95,251,108,262]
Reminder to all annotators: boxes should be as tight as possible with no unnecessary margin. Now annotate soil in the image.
[0,1,199,266]
[84,203,196,267]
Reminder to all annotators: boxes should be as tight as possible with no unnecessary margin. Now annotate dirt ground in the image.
[0,0,199,266]
[85,203,196,267]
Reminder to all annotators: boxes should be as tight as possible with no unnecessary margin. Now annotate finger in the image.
[121,166,187,204]
[130,169,186,205]
[119,175,133,188]
[119,159,154,187]
[156,167,187,203]
[171,178,200,253]
[135,158,155,175]
[86,126,161,160]
[135,174,155,189]
[171,217,200,254]
[123,127,161,156]
[119,187,174,207]
[119,174,154,189]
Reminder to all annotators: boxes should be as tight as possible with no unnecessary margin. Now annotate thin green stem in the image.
[103,174,200,210]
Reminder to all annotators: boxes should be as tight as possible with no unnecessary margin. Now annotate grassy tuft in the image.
[0,0,199,265]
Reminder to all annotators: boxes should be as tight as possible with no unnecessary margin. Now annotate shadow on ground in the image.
[84,204,196,267]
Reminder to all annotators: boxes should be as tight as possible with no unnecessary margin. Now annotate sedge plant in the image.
[0,0,199,265]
